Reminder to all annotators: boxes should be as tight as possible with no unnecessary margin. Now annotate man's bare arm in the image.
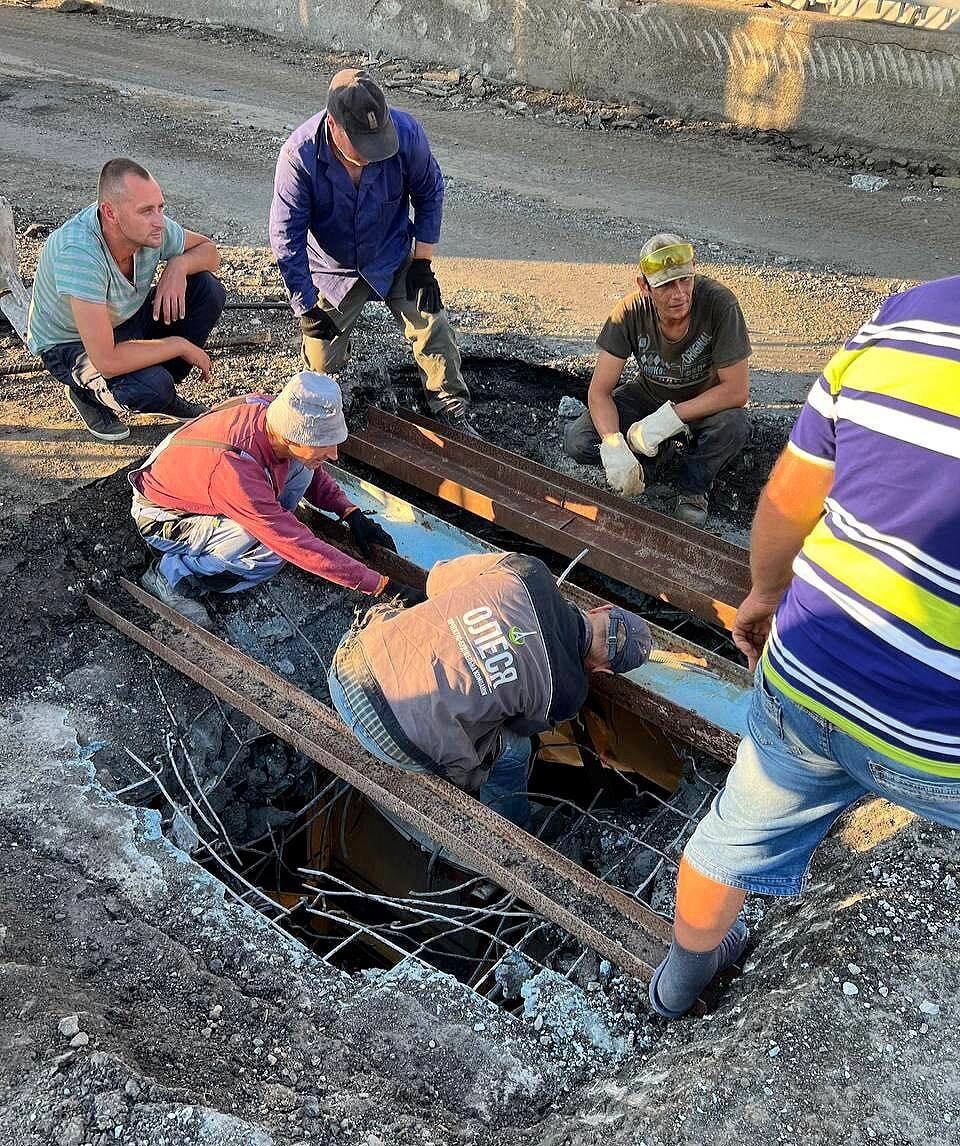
[153,230,221,324]
[673,358,749,423]
[733,446,835,667]
[586,350,628,440]
[69,297,211,380]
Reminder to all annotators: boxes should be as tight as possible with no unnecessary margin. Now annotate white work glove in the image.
[599,433,644,497]
[626,402,688,458]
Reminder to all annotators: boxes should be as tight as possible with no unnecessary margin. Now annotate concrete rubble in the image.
[0,703,596,1144]
[0,692,955,1144]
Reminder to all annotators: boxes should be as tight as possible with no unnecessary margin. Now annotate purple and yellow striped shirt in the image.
[763,276,960,775]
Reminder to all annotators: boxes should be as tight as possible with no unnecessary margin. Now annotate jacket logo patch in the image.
[448,606,520,692]
[507,626,536,646]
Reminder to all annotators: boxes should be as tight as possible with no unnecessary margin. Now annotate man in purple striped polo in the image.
[648,275,960,1018]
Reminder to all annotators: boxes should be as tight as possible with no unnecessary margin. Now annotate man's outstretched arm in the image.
[734,445,835,667]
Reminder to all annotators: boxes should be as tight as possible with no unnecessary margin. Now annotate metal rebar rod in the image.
[300,876,534,924]
[181,737,242,863]
[123,747,294,939]
[0,359,43,377]
[562,947,592,981]
[241,776,345,851]
[153,674,243,863]
[302,903,420,963]
[110,774,158,798]
[162,731,219,836]
[470,922,553,993]
[223,299,289,310]
[213,697,246,746]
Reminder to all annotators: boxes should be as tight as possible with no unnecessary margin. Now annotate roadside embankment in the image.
[104,0,960,166]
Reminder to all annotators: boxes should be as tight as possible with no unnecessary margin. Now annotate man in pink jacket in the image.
[129,371,420,627]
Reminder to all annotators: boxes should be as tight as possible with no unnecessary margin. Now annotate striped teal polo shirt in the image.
[26,204,185,354]
[763,276,960,776]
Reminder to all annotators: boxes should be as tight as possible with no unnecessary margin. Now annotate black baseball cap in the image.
[326,68,399,162]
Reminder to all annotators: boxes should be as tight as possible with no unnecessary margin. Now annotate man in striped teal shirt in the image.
[648,276,960,1018]
[27,157,225,442]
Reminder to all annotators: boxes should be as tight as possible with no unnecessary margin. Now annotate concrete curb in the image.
[107,0,959,161]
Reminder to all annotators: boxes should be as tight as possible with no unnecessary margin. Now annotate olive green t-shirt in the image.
[596,275,751,406]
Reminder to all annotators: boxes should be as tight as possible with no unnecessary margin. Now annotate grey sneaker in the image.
[63,385,129,442]
[159,395,209,422]
[675,491,709,528]
[141,565,212,629]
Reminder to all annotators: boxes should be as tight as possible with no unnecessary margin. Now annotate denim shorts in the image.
[683,668,960,896]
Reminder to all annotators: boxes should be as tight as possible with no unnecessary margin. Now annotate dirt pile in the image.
[540,805,960,1145]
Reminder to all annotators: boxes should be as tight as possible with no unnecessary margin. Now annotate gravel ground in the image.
[2,689,956,1146]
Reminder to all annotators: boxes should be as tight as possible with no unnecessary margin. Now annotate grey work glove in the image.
[405,258,443,314]
[626,401,688,458]
[599,433,644,497]
[299,305,340,342]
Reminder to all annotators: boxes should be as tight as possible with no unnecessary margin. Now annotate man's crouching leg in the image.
[149,270,227,383]
[479,730,532,829]
[563,407,603,465]
[172,518,285,594]
[137,514,286,628]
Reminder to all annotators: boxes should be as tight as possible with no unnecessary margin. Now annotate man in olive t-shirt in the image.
[564,232,751,527]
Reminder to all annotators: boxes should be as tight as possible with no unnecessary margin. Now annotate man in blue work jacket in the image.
[269,68,476,435]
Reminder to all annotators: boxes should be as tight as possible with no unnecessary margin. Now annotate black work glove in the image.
[299,304,341,342]
[345,508,398,558]
[404,258,443,314]
[381,578,427,607]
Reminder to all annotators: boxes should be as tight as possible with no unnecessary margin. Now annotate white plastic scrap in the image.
[850,174,889,192]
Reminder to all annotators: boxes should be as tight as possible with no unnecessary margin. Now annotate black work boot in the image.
[63,384,129,442]
[433,402,481,439]
[675,490,709,528]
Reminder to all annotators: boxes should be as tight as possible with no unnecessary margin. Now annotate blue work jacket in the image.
[269,109,444,313]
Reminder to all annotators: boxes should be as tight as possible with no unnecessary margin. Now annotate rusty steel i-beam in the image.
[341,407,751,631]
[87,580,674,982]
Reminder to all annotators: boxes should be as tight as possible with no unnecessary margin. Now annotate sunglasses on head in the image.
[638,241,694,277]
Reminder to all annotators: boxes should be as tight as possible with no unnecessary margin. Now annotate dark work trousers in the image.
[563,386,750,495]
[300,256,468,415]
[41,271,226,414]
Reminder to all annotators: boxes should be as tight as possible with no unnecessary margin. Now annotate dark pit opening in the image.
[0,351,768,1002]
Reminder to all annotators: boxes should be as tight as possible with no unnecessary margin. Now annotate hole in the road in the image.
[193,712,722,1002]
[6,354,749,1004]
[100,554,723,1001]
